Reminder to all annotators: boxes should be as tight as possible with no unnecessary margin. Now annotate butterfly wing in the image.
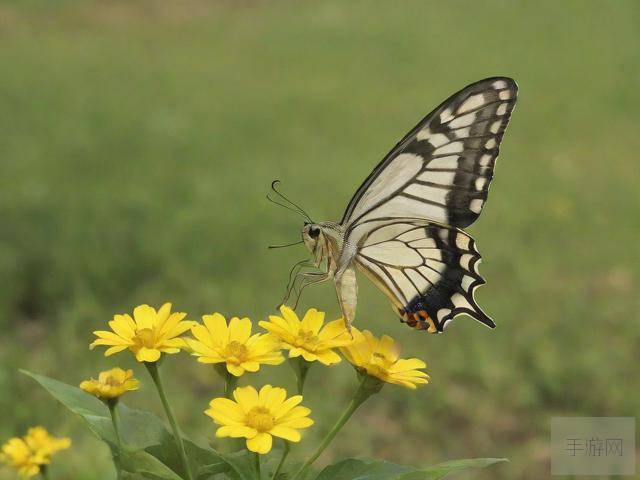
[341,77,517,244]
[354,219,491,333]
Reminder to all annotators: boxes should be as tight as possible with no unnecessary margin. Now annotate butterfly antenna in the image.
[268,239,304,249]
[269,180,313,223]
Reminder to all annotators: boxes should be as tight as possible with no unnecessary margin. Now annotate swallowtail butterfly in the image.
[273,77,518,333]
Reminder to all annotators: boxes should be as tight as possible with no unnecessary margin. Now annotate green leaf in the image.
[22,370,226,479]
[120,449,184,480]
[315,458,414,480]
[196,461,228,479]
[211,449,258,480]
[397,458,508,480]
[21,370,117,442]
[315,457,508,480]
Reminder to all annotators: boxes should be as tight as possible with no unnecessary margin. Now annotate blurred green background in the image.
[1,1,639,479]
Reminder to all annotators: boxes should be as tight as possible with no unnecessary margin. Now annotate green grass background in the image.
[1,1,639,479]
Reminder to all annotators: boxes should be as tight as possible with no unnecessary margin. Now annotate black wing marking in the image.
[341,77,517,237]
[354,219,493,333]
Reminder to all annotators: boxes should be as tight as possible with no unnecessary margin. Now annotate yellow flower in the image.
[23,428,70,459]
[205,385,313,454]
[90,303,196,362]
[341,328,429,389]
[259,306,353,365]
[80,368,140,401]
[186,314,284,377]
[0,438,42,477]
[1,427,70,477]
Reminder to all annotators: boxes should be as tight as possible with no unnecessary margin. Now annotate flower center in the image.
[223,341,249,364]
[133,328,157,348]
[245,406,275,432]
[103,376,121,387]
[295,330,319,350]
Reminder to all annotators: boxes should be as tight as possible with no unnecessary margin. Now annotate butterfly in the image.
[271,77,518,334]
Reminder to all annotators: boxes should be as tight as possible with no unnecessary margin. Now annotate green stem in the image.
[40,466,50,480]
[290,357,311,395]
[146,362,194,480]
[271,441,290,480]
[225,371,238,399]
[254,452,261,477]
[293,377,374,480]
[214,363,238,399]
[108,400,123,480]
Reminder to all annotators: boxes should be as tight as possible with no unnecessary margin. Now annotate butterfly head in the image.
[302,222,323,252]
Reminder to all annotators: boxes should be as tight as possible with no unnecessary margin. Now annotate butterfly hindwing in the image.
[354,219,493,333]
[341,77,517,238]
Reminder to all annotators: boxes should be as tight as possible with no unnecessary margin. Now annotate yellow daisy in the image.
[90,303,196,363]
[0,437,43,477]
[341,328,429,389]
[23,427,71,459]
[186,314,284,377]
[80,368,140,401]
[259,306,353,365]
[1,427,70,477]
[205,385,313,454]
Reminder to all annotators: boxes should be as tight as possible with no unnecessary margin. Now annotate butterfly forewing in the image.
[341,77,517,233]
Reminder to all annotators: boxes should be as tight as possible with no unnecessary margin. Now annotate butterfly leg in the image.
[280,271,330,310]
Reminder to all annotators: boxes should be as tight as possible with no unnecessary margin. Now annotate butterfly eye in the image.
[309,227,320,239]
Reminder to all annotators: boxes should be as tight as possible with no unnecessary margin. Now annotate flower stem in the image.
[146,362,194,480]
[254,452,261,477]
[107,400,123,480]
[289,357,311,394]
[271,441,290,480]
[40,466,51,480]
[293,377,374,480]
[225,372,238,399]
[214,363,238,399]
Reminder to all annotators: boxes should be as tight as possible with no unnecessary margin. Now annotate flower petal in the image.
[313,349,341,365]
[246,432,272,454]
[278,416,314,429]
[216,425,256,439]
[203,313,229,344]
[279,305,301,330]
[270,426,301,442]
[301,308,323,335]
[135,347,161,363]
[233,385,259,410]
[226,363,245,377]
[133,304,156,329]
[109,315,136,340]
[206,398,245,424]
[228,317,252,343]
[104,345,129,356]
[273,395,303,418]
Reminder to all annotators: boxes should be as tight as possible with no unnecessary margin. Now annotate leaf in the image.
[21,370,117,442]
[211,449,258,480]
[397,458,509,480]
[120,449,184,480]
[315,457,508,480]
[22,371,226,479]
[196,461,228,479]
[315,458,414,480]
